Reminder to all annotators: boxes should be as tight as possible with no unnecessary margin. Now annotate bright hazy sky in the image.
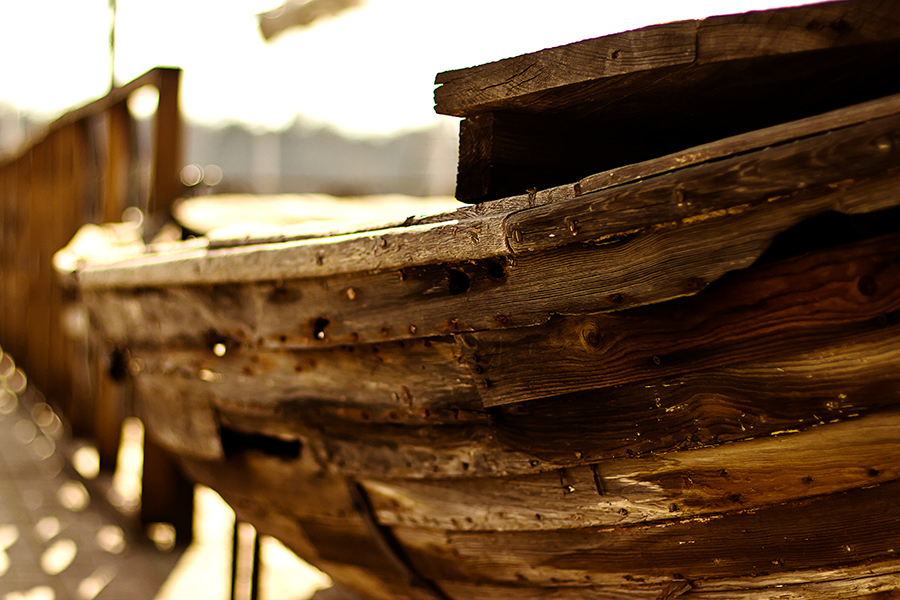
[0,0,804,137]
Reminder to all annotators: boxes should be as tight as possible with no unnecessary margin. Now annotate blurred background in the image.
[0,0,799,197]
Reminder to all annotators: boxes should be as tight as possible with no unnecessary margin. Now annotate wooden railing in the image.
[0,67,192,541]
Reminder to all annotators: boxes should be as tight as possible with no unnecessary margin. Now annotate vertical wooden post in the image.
[151,68,182,218]
[0,166,10,345]
[141,67,194,544]
[12,153,31,364]
[140,433,194,546]
[91,101,132,473]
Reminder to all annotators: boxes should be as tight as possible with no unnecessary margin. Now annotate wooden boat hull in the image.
[63,2,900,596]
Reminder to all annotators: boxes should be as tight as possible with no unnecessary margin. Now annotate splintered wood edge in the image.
[71,91,900,291]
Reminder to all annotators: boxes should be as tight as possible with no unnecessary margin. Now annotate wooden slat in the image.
[77,176,900,353]
[364,411,900,531]
[134,336,479,412]
[439,0,900,202]
[434,21,696,117]
[506,109,900,253]
[394,479,900,588]
[0,165,11,344]
[465,231,900,406]
[437,564,900,600]
[151,68,181,217]
[188,322,900,479]
[574,90,900,197]
[434,0,900,118]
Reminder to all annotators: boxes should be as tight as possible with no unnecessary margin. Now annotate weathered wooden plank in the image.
[506,109,900,253]
[75,213,510,290]
[467,231,900,406]
[434,21,696,117]
[575,91,900,197]
[491,323,900,467]
[395,479,900,587]
[202,324,900,479]
[364,411,900,531]
[696,0,900,65]
[136,372,224,460]
[151,68,181,217]
[133,336,480,411]
[437,564,900,599]
[80,194,900,355]
[434,0,900,118]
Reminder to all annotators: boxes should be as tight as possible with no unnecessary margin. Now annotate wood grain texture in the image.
[506,109,900,253]
[490,324,900,467]
[434,21,696,117]
[133,337,480,411]
[466,232,900,406]
[364,411,900,531]
[434,0,900,118]
[574,91,900,196]
[436,564,900,599]
[163,323,900,479]
[395,479,900,587]
[696,0,900,64]
[80,196,900,355]
[75,213,509,290]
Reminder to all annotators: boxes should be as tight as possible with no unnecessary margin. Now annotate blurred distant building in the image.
[185,118,459,197]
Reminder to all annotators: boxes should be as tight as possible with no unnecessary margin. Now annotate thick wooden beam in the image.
[435,0,900,117]
[464,232,900,406]
[438,0,900,202]
[395,480,900,588]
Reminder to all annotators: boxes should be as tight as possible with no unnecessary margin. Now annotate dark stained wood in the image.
[436,565,900,599]
[506,109,900,253]
[151,68,182,217]
[465,232,900,406]
[364,411,900,531]
[434,21,696,117]
[180,455,443,600]
[27,141,52,393]
[438,1,900,202]
[574,91,900,196]
[191,323,900,479]
[395,480,900,587]
[455,112,620,203]
[490,324,900,466]
[434,1,900,118]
